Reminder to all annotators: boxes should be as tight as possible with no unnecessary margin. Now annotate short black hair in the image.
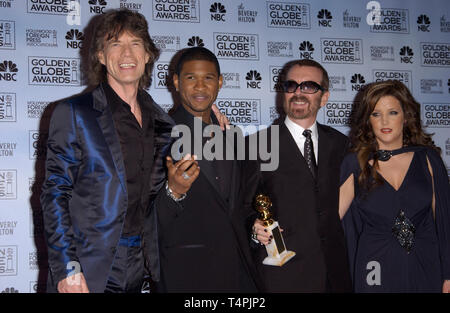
[175,47,221,77]
[280,59,329,91]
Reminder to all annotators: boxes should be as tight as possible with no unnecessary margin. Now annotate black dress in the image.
[341,146,450,292]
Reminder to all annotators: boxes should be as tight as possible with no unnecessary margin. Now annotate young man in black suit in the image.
[248,59,352,292]
[153,47,261,292]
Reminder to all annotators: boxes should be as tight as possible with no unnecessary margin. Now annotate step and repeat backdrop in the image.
[0,0,449,292]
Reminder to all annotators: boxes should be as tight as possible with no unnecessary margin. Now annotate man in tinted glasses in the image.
[246,59,352,292]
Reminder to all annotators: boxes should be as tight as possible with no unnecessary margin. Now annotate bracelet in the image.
[165,181,186,202]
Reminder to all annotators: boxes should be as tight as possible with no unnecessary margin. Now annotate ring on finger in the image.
[182,172,190,180]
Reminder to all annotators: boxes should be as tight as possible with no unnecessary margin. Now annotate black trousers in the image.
[104,236,144,293]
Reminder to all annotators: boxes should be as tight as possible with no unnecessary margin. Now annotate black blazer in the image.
[153,106,262,292]
[244,122,352,292]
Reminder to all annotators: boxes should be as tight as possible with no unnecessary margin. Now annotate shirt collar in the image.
[284,116,318,139]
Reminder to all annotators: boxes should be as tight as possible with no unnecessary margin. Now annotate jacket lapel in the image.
[317,123,332,184]
[93,86,127,193]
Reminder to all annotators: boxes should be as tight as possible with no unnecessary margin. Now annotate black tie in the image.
[303,129,317,179]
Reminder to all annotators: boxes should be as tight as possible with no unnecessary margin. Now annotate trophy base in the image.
[263,250,296,267]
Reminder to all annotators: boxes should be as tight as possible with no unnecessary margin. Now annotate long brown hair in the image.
[351,80,439,190]
[87,8,160,89]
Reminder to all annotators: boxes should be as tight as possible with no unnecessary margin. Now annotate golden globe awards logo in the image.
[270,66,283,92]
[0,170,16,200]
[216,98,260,125]
[325,101,354,127]
[88,0,107,14]
[29,130,47,160]
[28,57,81,86]
[321,38,363,64]
[420,42,450,67]
[373,70,412,90]
[423,103,449,127]
[153,0,200,23]
[27,0,70,15]
[370,8,409,33]
[214,33,259,60]
[154,62,170,89]
[0,21,15,50]
[0,93,16,122]
[267,2,310,29]
[0,245,17,276]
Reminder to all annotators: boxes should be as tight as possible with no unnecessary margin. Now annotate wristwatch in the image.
[165,181,187,202]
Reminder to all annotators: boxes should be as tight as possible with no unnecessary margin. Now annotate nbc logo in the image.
[187,36,204,47]
[210,2,226,21]
[246,70,262,89]
[318,9,332,27]
[65,29,84,49]
[299,41,314,59]
[88,0,107,14]
[400,46,413,63]
[417,14,430,32]
[0,60,17,81]
[351,73,365,91]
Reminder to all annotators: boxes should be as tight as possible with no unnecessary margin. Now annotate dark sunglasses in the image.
[282,80,325,94]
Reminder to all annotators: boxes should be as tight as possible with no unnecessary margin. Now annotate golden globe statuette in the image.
[255,194,295,266]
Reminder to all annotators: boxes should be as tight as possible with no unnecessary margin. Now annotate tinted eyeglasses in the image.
[282,80,325,94]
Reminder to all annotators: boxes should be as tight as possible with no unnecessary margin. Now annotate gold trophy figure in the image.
[254,194,295,266]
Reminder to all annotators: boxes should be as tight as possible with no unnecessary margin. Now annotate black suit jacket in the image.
[40,85,174,292]
[153,106,262,292]
[244,122,352,292]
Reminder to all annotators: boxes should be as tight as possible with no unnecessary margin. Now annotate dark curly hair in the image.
[88,8,160,89]
[351,80,439,190]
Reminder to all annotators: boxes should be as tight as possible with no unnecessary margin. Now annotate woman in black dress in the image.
[339,80,450,292]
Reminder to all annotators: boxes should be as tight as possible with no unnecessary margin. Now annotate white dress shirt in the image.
[284,116,319,164]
